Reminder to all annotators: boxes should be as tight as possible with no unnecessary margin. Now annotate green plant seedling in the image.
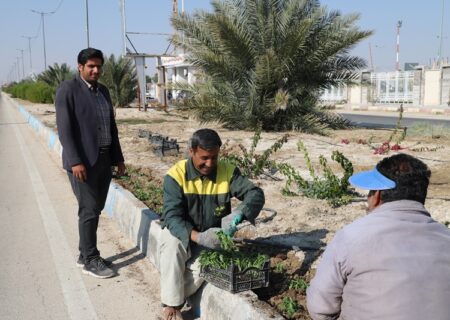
[279,297,300,318]
[288,278,309,290]
[277,140,354,207]
[274,261,285,273]
[221,128,288,178]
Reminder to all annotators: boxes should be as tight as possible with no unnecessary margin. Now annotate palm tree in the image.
[38,63,74,89]
[171,0,372,133]
[101,54,137,109]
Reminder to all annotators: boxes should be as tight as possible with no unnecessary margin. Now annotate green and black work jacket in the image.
[160,158,265,248]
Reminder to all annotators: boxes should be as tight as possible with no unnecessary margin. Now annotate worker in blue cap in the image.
[307,153,450,320]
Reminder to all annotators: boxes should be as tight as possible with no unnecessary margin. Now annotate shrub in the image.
[4,81,54,103]
[25,82,54,103]
[221,128,288,178]
[277,141,354,207]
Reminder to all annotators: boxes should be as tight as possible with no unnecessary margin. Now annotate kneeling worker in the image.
[158,128,265,320]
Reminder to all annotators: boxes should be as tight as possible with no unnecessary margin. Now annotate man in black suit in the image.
[55,48,125,278]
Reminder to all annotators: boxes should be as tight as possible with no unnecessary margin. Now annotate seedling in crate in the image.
[199,230,269,293]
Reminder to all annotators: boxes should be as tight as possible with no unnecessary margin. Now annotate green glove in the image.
[221,211,244,236]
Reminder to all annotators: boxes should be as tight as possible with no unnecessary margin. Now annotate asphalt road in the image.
[339,112,450,129]
[0,95,163,320]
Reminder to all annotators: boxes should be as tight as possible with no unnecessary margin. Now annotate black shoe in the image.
[82,256,115,279]
[77,255,112,268]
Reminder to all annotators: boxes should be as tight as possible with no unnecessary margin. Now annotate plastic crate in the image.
[200,260,270,293]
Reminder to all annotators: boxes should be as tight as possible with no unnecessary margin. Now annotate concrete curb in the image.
[3,93,282,320]
[340,103,450,115]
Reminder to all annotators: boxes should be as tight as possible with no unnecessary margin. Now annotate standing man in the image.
[306,154,450,320]
[158,128,265,320]
[55,48,125,279]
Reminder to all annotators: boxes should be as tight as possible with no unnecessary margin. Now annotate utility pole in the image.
[17,49,25,78]
[16,57,21,81]
[119,0,127,56]
[395,20,402,71]
[368,42,374,71]
[31,9,55,70]
[85,0,90,47]
[21,35,34,71]
[438,0,445,65]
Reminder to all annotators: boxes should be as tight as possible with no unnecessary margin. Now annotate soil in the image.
[17,98,450,319]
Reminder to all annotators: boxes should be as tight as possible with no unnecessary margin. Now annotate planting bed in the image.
[18,98,450,319]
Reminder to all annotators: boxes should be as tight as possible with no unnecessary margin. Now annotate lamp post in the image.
[438,0,445,65]
[17,49,25,78]
[395,20,402,71]
[21,35,34,71]
[119,0,127,56]
[31,9,54,70]
[16,58,21,81]
[85,0,90,47]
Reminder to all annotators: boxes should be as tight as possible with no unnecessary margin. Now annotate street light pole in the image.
[17,49,25,78]
[31,9,55,70]
[119,0,127,56]
[438,0,445,65]
[16,57,21,81]
[85,0,90,47]
[22,35,34,71]
[395,20,402,71]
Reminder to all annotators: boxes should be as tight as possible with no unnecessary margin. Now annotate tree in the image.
[101,54,137,108]
[171,0,372,133]
[38,63,74,89]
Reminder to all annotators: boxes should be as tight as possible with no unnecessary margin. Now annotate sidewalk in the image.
[336,103,450,119]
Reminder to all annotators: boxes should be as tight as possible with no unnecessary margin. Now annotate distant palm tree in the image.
[171,0,372,133]
[101,54,137,109]
[38,63,74,89]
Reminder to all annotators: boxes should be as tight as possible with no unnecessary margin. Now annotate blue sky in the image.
[1,0,449,84]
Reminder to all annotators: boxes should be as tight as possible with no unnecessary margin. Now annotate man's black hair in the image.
[77,48,104,65]
[190,129,222,150]
[377,154,431,204]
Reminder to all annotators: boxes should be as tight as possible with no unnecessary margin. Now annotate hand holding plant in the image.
[197,227,222,250]
[221,210,244,236]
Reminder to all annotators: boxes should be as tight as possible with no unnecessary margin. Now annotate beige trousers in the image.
[157,227,204,307]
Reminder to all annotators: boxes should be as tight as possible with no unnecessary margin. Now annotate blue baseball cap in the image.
[349,167,396,190]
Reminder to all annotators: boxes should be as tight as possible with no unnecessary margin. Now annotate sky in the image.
[1,0,449,84]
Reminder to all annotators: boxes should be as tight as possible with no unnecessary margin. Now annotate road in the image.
[338,111,450,129]
[0,95,163,320]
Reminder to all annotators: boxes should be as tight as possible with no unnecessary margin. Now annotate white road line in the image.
[5,101,98,320]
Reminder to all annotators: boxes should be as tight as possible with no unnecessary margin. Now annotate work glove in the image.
[221,211,244,237]
[197,227,222,250]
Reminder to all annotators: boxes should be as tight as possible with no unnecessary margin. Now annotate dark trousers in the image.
[68,150,112,262]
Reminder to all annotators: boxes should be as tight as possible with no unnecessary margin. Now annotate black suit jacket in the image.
[55,75,124,171]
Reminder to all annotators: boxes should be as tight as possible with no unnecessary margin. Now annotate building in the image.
[320,64,450,109]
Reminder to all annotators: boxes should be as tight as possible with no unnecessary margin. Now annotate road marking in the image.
[5,100,98,320]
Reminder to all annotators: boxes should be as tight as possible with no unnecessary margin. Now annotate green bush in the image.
[221,128,288,178]
[11,81,32,99]
[277,141,354,207]
[25,82,54,103]
[4,81,54,104]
